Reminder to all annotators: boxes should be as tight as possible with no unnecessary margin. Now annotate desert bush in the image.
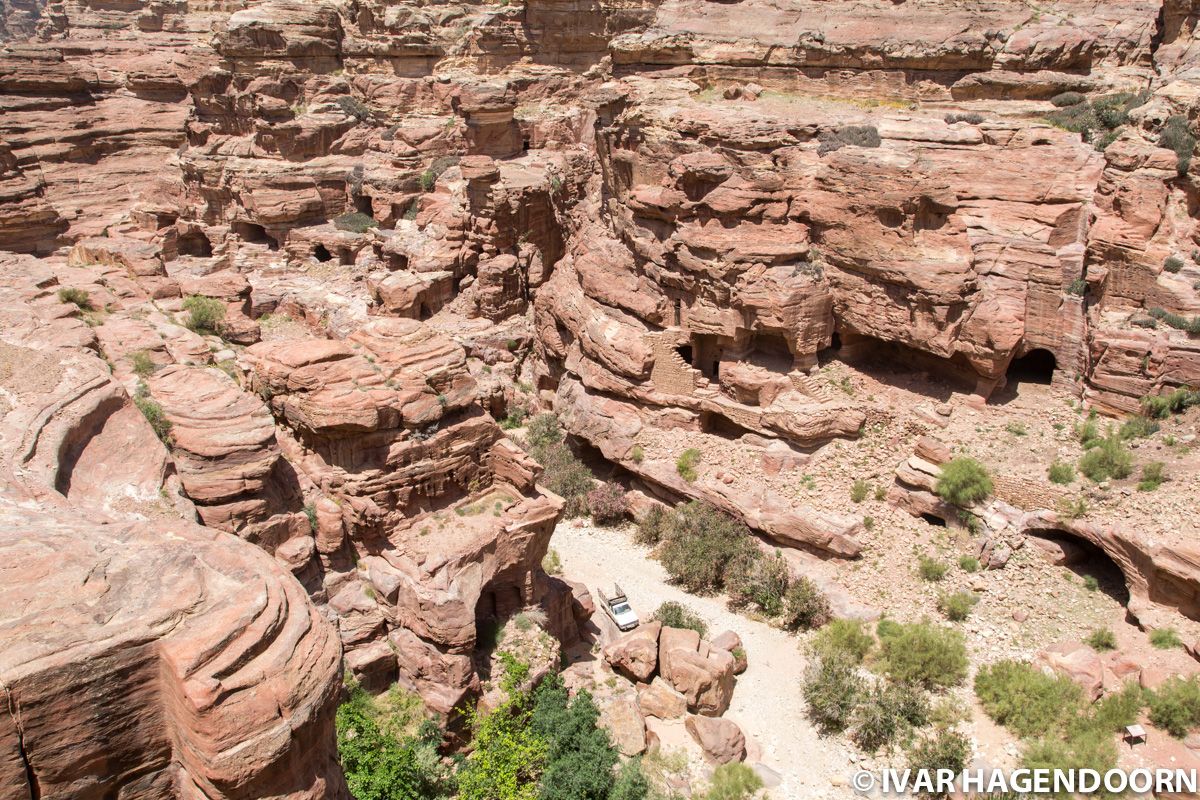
[851,681,930,753]
[1075,411,1101,448]
[635,504,670,546]
[587,482,628,525]
[1143,387,1200,419]
[879,622,968,690]
[817,125,881,155]
[918,556,947,582]
[703,763,763,800]
[780,576,831,631]
[1147,306,1200,334]
[1151,627,1183,649]
[500,404,528,430]
[935,457,993,507]
[57,287,92,309]
[182,295,225,335]
[1138,461,1167,492]
[1050,91,1085,107]
[906,729,970,798]
[130,350,156,378]
[1082,574,1099,591]
[850,479,869,503]
[1086,628,1117,651]
[1066,277,1088,296]
[1166,256,1186,273]
[975,660,1082,738]
[333,212,378,233]
[609,759,649,800]
[1057,496,1089,519]
[1047,461,1075,484]
[336,96,370,121]
[958,555,979,573]
[1020,729,1116,794]
[1077,428,1132,482]
[534,442,594,518]
[1159,115,1196,175]
[525,413,563,448]
[631,444,644,463]
[658,502,755,593]
[135,393,173,445]
[803,650,864,734]
[1119,415,1159,440]
[810,618,873,664]
[1005,421,1027,436]
[651,601,707,638]
[1149,677,1200,737]
[937,591,978,622]
[944,112,984,124]
[726,550,790,616]
[675,448,701,481]
[541,548,562,576]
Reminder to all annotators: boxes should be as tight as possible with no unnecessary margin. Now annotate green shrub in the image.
[879,621,968,690]
[634,504,670,546]
[1151,627,1183,649]
[1021,729,1117,794]
[1149,677,1200,737]
[500,405,528,430]
[1066,277,1088,296]
[726,550,790,616]
[1047,461,1075,484]
[675,448,701,481]
[1166,256,1186,274]
[1075,412,1101,448]
[333,212,378,233]
[525,413,563,448]
[130,350,157,378]
[651,601,707,638]
[907,729,970,798]
[1159,115,1196,176]
[1005,421,1027,436]
[802,650,864,734]
[1087,628,1117,651]
[336,96,371,121]
[135,394,173,445]
[1138,460,1166,491]
[541,548,562,576]
[609,759,650,800]
[658,502,755,594]
[586,482,627,525]
[533,442,594,518]
[918,556,947,582]
[958,555,979,573]
[1082,574,1099,591]
[850,479,869,503]
[304,502,317,533]
[810,618,873,664]
[630,444,644,463]
[851,681,929,753]
[1119,415,1159,440]
[529,675,626,800]
[817,125,881,154]
[704,763,763,800]
[182,295,226,335]
[57,287,92,310]
[876,618,902,640]
[337,680,451,800]
[944,112,985,124]
[420,169,437,192]
[975,661,1082,738]
[937,591,978,622]
[1050,91,1085,107]
[1077,428,1132,482]
[781,576,831,631]
[935,457,993,507]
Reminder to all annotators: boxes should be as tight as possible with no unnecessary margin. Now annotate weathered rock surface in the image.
[685,714,747,765]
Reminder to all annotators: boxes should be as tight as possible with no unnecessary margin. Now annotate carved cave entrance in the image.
[1027,529,1130,606]
[313,244,333,262]
[232,220,278,250]
[1006,348,1057,386]
[177,230,212,257]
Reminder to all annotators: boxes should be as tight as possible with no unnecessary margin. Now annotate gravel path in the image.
[551,519,855,799]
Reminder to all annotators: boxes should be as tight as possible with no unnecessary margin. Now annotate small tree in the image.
[935,457,993,507]
[781,576,831,631]
[726,550,790,616]
[635,504,670,546]
[803,650,863,734]
[651,601,708,637]
[587,482,628,525]
[658,502,754,593]
[182,295,226,335]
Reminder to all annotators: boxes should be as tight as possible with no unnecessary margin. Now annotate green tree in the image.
[935,457,993,507]
[530,675,620,800]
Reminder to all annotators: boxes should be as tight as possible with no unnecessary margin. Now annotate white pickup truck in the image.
[597,584,639,631]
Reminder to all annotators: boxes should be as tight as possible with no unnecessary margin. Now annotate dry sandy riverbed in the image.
[551,519,858,799]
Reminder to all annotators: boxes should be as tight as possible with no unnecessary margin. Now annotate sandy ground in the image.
[551,519,858,800]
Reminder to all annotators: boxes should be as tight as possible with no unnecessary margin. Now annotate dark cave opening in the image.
[354,194,373,217]
[232,220,278,250]
[177,230,212,257]
[1007,348,1057,386]
[313,244,333,262]
[1027,529,1130,606]
[921,512,947,527]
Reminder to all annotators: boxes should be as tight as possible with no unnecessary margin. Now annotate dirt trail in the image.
[551,519,855,799]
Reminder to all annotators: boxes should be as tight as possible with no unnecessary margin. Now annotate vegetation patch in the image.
[935,457,993,507]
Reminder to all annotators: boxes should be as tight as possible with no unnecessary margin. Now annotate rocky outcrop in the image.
[685,714,747,765]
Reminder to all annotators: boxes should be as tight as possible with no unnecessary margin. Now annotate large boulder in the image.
[638,677,688,720]
[600,698,647,756]
[604,621,662,682]
[659,627,736,716]
[685,715,746,765]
